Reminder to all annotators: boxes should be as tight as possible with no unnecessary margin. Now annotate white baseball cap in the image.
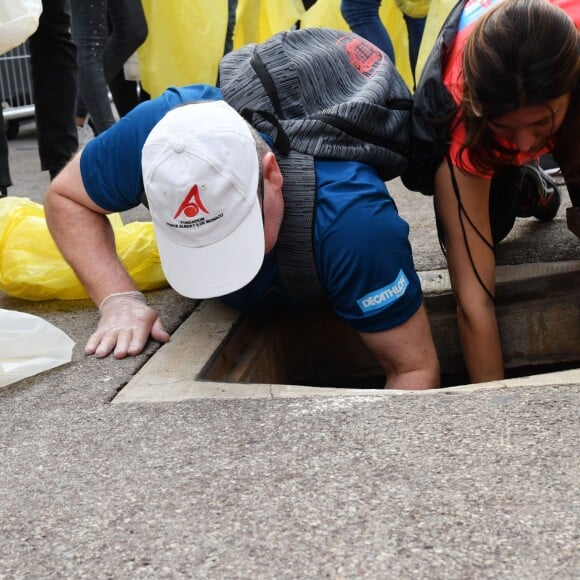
[141,100,264,299]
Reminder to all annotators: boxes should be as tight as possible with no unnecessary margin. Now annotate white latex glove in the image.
[86,291,170,359]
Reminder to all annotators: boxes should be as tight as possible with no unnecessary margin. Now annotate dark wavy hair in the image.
[458,0,579,181]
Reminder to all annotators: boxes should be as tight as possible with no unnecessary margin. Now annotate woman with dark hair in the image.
[433,0,579,383]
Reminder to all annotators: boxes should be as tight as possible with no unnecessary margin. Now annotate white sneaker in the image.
[76,117,95,149]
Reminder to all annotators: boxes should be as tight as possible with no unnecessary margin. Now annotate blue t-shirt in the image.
[80,85,423,334]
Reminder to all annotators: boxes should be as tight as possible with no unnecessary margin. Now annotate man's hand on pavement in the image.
[85,291,170,358]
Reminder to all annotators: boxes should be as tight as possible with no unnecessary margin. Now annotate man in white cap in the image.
[45,33,440,390]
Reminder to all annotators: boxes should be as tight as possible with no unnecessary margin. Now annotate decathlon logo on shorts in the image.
[357,270,409,313]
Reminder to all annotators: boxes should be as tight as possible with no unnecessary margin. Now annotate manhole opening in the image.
[115,267,579,402]
[199,294,580,389]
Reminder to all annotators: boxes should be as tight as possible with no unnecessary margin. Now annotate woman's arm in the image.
[434,160,504,383]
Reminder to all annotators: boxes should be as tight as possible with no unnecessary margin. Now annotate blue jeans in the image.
[69,0,147,133]
[341,0,426,83]
[340,0,395,62]
[404,13,426,78]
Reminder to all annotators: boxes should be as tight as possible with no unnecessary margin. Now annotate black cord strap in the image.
[446,156,495,302]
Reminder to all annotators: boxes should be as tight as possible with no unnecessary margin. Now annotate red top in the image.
[442,0,580,177]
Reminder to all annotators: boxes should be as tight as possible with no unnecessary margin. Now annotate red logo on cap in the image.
[173,185,209,219]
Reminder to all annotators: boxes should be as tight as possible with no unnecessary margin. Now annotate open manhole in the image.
[115,262,580,402]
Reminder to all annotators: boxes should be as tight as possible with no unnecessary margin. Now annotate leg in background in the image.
[340,0,395,63]
[28,0,78,179]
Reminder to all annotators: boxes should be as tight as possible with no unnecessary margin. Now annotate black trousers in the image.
[28,0,78,177]
[0,114,10,189]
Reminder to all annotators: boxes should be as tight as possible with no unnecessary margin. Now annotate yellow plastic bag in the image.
[0,197,167,301]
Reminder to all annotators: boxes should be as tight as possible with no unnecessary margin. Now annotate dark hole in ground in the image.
[283,360,580,389]
[200,295,580,389]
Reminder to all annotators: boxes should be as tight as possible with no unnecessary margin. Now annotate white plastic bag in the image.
[0,0,43,56]
[0,309,75,389]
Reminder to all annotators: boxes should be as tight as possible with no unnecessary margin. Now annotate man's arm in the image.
[434,161,503,383]
[44,153,170,358]
[359,302,440,389]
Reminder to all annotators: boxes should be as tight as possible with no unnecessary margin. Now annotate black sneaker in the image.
[0,185,7,198]
[516,163,561,222]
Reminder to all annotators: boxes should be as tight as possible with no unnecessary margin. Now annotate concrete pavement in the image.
[0,124,578,579]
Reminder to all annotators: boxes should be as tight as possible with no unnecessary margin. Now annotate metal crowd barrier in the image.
[0,42,35,138]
